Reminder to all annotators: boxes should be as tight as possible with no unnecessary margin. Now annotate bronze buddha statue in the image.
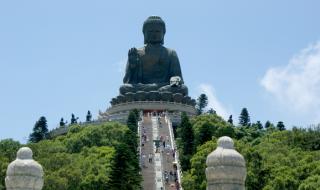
[120,16,188,96]
[112,16,194,105]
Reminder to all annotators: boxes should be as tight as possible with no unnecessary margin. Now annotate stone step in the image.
[140,116,180,190]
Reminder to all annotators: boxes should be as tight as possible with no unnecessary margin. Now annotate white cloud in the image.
[261,41,320,120]
[198,84,230,119]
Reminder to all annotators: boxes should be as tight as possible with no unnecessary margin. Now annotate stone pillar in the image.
[206,136,246,190]
[5,147,44,190]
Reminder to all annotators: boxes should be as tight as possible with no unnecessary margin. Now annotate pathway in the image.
[140,114,181,190]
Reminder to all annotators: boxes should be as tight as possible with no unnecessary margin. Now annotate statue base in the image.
[111,91,195,106]
[98,101,196,124]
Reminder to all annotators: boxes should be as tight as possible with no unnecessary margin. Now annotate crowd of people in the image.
[140,112,180,190]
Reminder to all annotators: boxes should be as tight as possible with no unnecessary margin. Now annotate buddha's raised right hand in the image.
[128,47,139,68]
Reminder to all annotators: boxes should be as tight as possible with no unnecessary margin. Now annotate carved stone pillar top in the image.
[206,136,246,190]
[5,147,44,190]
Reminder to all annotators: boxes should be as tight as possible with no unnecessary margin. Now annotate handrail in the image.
[165,114,183,190]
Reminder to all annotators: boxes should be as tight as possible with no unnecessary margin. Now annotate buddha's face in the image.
[144,24,164,45]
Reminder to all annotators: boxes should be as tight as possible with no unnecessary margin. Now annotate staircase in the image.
[139,113,182,190]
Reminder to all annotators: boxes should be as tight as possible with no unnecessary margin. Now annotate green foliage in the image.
[0,121,141,190]
[191,114,233,147]
[277,121,286,131]
[0,139,21,161]
[179,112,194,155]
[0,156,9,189]
[64,122,127,153]
[245,150,269,190]
[234,125,264,142]
[290,127,320,151]
[180,114,320,190]
[29,116,49,143]
[108,110,141,189]
[181,172,196,190]
[196,93,208,115]
[198,122,212,145]
[109,143,141,190]
[239,107,250,126]
[177,112,194,171]
[182,139,217,190]
[123,130,138,156]
[255,121,263,130]
[127,110,138,134]
[79,146,115,189]
[125,109,139,158]
[216,125,235,138]
[207,108,216,114]
[265,120,272,129]
[2,111,320,190]
[132,109,140,119]
[268,127,320,151]
[299,175,320,190]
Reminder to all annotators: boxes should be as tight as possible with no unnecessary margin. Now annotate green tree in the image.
[192,114,230,147]
[0,139,21,161]
[198,123,212,145]
[109,143,141,190]
[179,112,194,170]
[0,156,9,190]
[132,109,140,119]
[78,146,115,190]
[216,125,235,138]
[265,121,271,129]
[245,150,269,190]
[196,94,208,115]
[207,108,216,114]
[298,175,320,190]
[0,122,145,190]
[181,139,217,190]
[123,130,138,157]
[256,121,263,130]
[0,139,21,189]
[180,112,194,155]
[29,116,49,143]
[127,110,138,134]
[123,119,141,189]
[239,108,250,126]
[180,115,320,190]
[277,121,286,131]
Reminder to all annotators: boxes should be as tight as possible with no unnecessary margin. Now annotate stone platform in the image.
[99,101,196,124]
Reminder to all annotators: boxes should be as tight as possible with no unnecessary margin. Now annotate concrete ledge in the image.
[105,101,196,115]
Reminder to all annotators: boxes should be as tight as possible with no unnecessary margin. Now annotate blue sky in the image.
[1,1,320,142]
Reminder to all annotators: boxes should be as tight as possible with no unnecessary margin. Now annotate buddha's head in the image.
[143,16,166,45]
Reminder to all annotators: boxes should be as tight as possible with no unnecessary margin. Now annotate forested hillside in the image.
[1,112,320,190]
[0,121,141,190]
[178,114,320,190]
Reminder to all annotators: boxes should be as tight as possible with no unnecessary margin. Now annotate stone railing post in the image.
[206,136,246,190]
[5,147,44,190]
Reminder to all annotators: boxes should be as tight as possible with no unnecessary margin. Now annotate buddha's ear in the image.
[144,34,147,44]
